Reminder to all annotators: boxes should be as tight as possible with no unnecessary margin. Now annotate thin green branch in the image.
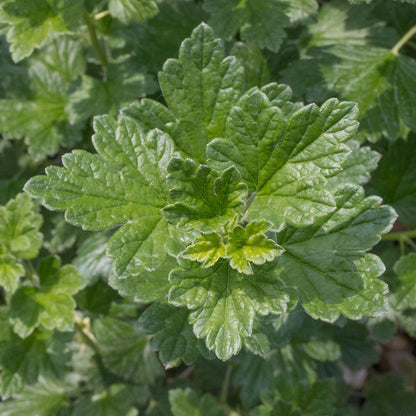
[74,320,100,355]
[94,10,110,20]
[391,25,416,55]
[220,365,232,405]
[83,8,108,69]
[382,229,416,241]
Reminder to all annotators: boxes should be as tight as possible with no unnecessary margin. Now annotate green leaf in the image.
[0,38,86,160]
[109,0,158,24]
[282,2,416,141]
[0,193,42,259]
[327,140,380,189]
[230,43,270,90]
[72,232,113,283]
[286,0,318,24]
[277,185,396,322]
[181,233,226,268]
[367,137,416,227]
[25,116,176,274]
[306,0,398,48]
[69,56,158,121]
[93,316,163,385]
[0,254,24,295]
[0,308,70,399]
[169,261,288,360]
[169,388,224,416]
[109,256,178,303]
[0,377,69,416]
[225,221,283,274]
[303,339,341,362]
[163,158,247,231]
[114,0,206,75]
[302,254,390,322]
[138,303,199,368]
[252,377,336,416]
[391,253,416,310]
[330,321,378,370]
[361,374,416,416]
[0,0,82,62]
[9,256,86,338]
[72,384,139,416]
[158,23,244,162]
[204,0,290,52]
[209,89,358,230]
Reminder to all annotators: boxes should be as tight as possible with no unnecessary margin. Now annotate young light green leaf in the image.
[181,233,226,268]
[278,185,396,322]
[138,303,199,368]
[25,116,175,274]
[169,388,224,416]
[163,158,247,232]
[225,221,283,274]
[158,23,244,162]
[0,193,42,259]
[109,0,158,24]
[169,261,288,360]
[9,257,86,338]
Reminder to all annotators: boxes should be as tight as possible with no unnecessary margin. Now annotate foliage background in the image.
[1,0,416,414]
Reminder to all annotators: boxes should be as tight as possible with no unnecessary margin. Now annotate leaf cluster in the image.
[0,1,416,415]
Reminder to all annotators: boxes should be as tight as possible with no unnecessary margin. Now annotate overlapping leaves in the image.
[0,193,42,294]
[26,23,395,361]
[282,0,416,141]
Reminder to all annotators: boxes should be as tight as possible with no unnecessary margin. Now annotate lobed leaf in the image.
[9,256,86,338]
[163,158,247,231]
[169,261,288,360]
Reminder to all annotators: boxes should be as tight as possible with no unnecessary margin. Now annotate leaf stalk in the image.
[382,229,416,241]
[74,319,100,355]
[83,8,108,69]
[391,25,416,55]
[94,10,110,20]
[220,365,232,404]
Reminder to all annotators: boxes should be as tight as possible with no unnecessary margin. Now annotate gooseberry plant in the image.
[1,1,416,415]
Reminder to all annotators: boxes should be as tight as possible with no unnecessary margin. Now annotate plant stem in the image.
[220,365,232,404]
[94,10,110,20]
[391,25,416,55]
[74,320,100,355]
[23,260,38,283]
[382,229,416,241]
[83,8,108,69]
